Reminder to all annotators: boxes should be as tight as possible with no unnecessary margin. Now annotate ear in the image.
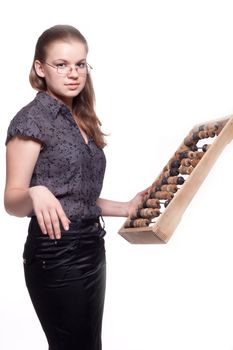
[34,60,45,78]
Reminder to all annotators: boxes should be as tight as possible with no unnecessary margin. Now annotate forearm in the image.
[4,187,33,217]
[97,198,129,217]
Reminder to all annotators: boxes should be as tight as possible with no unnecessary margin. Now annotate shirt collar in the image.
[36,91,70,119]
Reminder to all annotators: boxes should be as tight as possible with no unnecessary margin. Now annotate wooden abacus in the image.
[118,115,233,244]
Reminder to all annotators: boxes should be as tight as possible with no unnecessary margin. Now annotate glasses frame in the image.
[44,61,93,75]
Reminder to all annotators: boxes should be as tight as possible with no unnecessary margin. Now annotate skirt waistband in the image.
[24,216,106,269]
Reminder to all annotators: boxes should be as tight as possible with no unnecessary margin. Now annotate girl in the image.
[4,24,146,350]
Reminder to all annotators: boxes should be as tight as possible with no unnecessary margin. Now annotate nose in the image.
[67,66,79,77]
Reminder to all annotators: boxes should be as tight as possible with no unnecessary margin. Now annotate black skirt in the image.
[23,216,106,350]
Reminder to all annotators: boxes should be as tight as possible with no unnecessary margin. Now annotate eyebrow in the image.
[53,58,86,63]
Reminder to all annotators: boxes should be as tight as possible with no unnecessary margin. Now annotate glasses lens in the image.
[56,63,92,75]
[57,66,68,74]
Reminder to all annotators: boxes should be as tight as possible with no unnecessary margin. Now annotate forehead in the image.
[45,40,87,60]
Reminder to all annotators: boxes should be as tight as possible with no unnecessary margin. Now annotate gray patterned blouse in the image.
[6,91,106,220]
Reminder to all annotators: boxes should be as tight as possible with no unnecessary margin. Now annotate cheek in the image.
[76,77,87,93]
[82,76,88,87]
[46,76,63,89]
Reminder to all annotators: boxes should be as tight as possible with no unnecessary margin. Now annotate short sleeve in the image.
[5,110,47,146]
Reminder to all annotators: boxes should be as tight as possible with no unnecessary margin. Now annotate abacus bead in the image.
[170,160,181,168]
[179,151,188,159]
[192,132,200,141]
[208,130,215,137]
[170,168,179,176]
[124,219,150,228]
[202,144,209,152]
[184,137,195,147]
[167,176,180,184]
[181,158,191,166]
[164,199,171,208]
[196,151,204,159]
[130,208,140,220]
[161,177,168,185]
[163,170,170,178]
[155,191,174,200]
[198,130,208,138]
[133,219,150,227]
[182,166,193,175]
[191,159,199,167]
[188,151,195,158]
[161,184,178,193]
[139,208,160,219]
[177,176,185,185]
[189,144,198,152]
[146,199,161,208]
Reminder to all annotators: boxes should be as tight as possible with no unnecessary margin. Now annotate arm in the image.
[4,136,70,239]
[96,198,129,217]
[97,188,151,217]
[4,136,41,216]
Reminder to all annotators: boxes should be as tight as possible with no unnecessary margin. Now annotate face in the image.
[35,39,88,108]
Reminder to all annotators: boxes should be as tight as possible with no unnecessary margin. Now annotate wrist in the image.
[28,185,47,198]
[124,201,131,217]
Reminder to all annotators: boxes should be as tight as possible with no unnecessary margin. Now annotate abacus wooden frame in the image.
[118,115,233,244]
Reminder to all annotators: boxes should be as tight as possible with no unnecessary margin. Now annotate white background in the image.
[1,0,233,349]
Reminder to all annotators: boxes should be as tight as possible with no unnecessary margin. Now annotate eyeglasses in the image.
[44,61,93,75]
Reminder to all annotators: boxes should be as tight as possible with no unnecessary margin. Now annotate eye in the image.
[76,62,86,69]
[56,63,67,69]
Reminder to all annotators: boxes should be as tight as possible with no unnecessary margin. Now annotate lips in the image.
[65,83,80,89]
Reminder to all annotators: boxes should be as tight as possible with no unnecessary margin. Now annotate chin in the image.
[51,88,83,104]
[68,91,82,98]
[66,87,83,96]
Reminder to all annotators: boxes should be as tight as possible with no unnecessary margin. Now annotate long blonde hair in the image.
[29,24,106,148]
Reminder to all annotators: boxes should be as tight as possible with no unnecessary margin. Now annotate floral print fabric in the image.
[6,91,106,219]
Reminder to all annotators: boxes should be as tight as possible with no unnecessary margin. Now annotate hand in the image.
[29,185,70,239]
[127,186,151,218]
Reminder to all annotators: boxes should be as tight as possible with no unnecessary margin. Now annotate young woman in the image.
[4,24,146,350]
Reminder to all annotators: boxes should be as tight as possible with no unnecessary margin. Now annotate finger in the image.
[35,211,48,235]
[139,186,151,196]
[56,206,70,231]
[143,185,152,193]
[49,208,61,239]
[42,211,55,239]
